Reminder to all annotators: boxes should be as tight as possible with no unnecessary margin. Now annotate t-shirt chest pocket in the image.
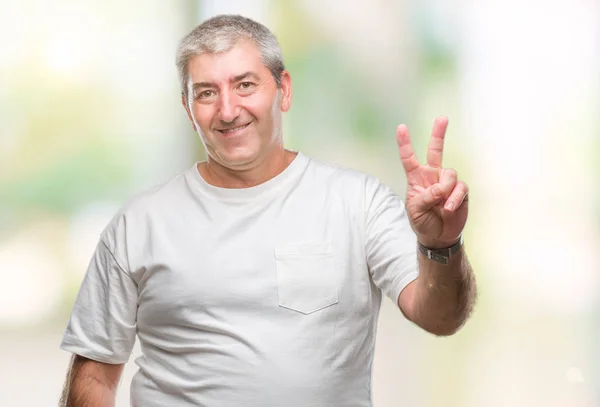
[274,242,338,314]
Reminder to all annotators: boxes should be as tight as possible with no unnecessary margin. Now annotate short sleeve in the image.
[60,237,138,364]
[365,177,419,306]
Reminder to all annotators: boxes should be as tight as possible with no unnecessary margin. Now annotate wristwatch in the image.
[417,235,464,265]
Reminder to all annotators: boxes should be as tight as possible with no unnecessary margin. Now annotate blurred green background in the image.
[1,0,598,406]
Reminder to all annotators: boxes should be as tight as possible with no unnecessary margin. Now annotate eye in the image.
[198,90,214,99]
[239,82,255,90]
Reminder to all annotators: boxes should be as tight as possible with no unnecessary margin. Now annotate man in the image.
[59,14,476,407]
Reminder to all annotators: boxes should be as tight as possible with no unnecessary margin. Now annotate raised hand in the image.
[396,116,469,249]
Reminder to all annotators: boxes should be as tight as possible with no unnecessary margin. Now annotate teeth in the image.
[221,124,247,133]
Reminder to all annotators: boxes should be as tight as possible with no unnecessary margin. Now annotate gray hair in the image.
[176,14,285,100]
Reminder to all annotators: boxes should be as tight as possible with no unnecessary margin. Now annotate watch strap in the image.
[418,235,464,265]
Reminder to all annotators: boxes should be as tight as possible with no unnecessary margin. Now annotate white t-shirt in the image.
[61,151,419,407]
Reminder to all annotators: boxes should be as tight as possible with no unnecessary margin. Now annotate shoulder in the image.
[99,166,193,248]
[303,154,379,187]
[302,153,395,201]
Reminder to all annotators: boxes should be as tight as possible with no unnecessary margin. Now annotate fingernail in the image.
[445,202,454,211]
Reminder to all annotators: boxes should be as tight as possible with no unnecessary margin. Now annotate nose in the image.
[217,90,241,123]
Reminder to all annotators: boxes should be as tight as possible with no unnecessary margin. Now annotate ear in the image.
[279,70,292,112]
[181,93,197,131]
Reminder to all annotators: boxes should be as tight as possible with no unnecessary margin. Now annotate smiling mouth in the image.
[217,122,250,135]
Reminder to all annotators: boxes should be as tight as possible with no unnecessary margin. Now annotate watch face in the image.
[428,251,449,265]
[418,237,463,265]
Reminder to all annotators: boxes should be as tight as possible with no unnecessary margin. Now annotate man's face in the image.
[182,40,291,170]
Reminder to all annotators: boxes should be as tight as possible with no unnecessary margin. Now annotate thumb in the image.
[417,184,445,211]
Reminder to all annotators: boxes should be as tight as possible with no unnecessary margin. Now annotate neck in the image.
[198,147,296,189]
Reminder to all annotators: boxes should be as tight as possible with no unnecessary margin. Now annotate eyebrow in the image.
[232,71,260,82]
[192,71,261,92]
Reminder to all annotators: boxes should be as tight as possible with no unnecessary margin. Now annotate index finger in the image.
[396,124,420,175]
[427,116,449,168]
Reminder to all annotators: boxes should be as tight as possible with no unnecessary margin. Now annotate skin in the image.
[396,117,477,335]
[181,39,294,188]
[59,355,123,407]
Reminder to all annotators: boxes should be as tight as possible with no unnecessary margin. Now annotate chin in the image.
[216,147,262,168]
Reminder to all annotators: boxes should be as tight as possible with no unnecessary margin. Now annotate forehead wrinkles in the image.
[189,42,265,84]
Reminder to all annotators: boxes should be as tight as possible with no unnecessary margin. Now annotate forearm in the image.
[411,247,477,336]
[64,377,116,407]
[60,356,121,407]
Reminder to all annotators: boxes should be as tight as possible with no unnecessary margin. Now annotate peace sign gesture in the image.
[396,116,469,249]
